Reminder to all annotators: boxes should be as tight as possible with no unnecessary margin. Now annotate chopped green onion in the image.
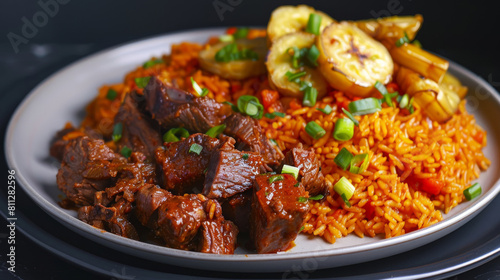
[306,44,320,66]
[333,118,354,141]
[189,143,203,155]
[219,34,234,42]
[287,46,302,68]
[223,101,240,112]
[143,59,163,69]
[309,194,324,201]
[299,225,304,232]
[205,124,226,138]
[269,138,278,146]
[305,121,326,140]
[215,42,258,62]
[399,94,409,109]
[408,97,415,114]
[298,196,308,203]
[163,127,190,143]
[237,95,263,119]
[412,39,422,48]
[120,146,132,158]
[299,80,312,91]
[282,164,300,179]
[395,31,410,47]
[135,77,151,89]
[334,176,355,201]
[303,87,318,107]
[349,153,369,174]
[463,183,482,200]
[334,147,354,170]
[374,81,388,95]
[294,182,301,187]
[305,13,322,35]
[285,70,307,81]
[340,193,351,207]
[233,27,249,39]
[268,174,284,184]
[242,153,249,160]
[106,89,118,100]
[190,77,209,97]
[348,97,382,116]
[264,111,286,119]
[317,104,333,115]
[342,108,359,126]
[112,123,123,142]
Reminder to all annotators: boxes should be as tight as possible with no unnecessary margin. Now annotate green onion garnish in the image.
[205,124,226,138]
[349,153,369,174]
[190,77,209,97]
[163,127,190,143]
[399,94,409,109]
[106,89,118,100]
[215,42,259,62]
[143,59,163,69]
[264,111,286,119]
[317,104,333,115]
[223,101,240,112]
[342,108,359,126]
[268,174,284,184]
[120,146,132,158]
[309,194,324,201]
[285,70,307,82]
[298,196,308,203]
[348,97,382,116]
[303,87,318,107]
[305,121,326,140]
[189,143,203,155]
[299,225,304,232]
[282,164,300,179]
[112,123,123,142]
[306,44,320,66]
[333,118,355,141]
[287,46,302,68]
[341,193,352,207]
[135,77,151,89]
[412,39,422,48]
[219,34,234,42]
[242,153,249,160]
[237,95,264,119]
[334,147,354,170]
[334,176,355,203]
[395,31,410,47]
[408,97,415,114]
[232,27,249,39]
[305,13,322,35]
[463,183,482,200]
[374,81,394,107]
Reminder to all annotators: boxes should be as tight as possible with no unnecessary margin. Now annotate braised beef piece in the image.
[134,184,172,228]
[143,76,231,132]
[221,190,252,233]
[283,145,327,196]
[155,133,224,194]
[156,194,207,250]
[223,114,284,168]
[250,174,310,254]
[114,93,162,160]
[50,125,78,161]
[203,150,263,199]
[78,200,139,239]
[57,136,119,206]
[199,219,238,254]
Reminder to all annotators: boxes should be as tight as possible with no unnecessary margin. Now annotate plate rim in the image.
[5,27,500,269]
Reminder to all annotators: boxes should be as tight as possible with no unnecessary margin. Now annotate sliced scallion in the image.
[303,87,318,107]
[242,153,249,160]
[305,121,326,140]
[163,127,190,143]
[223,101,240,112]
[349,153,369,174]
[306,44,320,66]
[374,81,388,95]
[333,118,354,141]
[120,146,132,158]
[264,111,286,119]
[342,108,359,126]
[334,176,355,201]
[399,94,409,109]
[282,164,300,179]
[106,89,118,100]
[297,196,308,203]
[341,193,352,207]
[135,77,151,89]
[143,59,163,69]
[306,13,322,35]
[309,194,324,201]
[463,183,481,200]
[232,27,249,39]
[268,174,284,184]
[112,123,123,142]
[348,97,382,116]
[334,147,354,170]
[395,31,410,47]
[190,77,209,97]
[237,95,263,119]
[219,34,234,42]
[285,70,307,82]
[205,124,226,138]
[189,143,203,155]
[316,104,333,115]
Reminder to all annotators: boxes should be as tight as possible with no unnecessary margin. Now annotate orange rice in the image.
[79,31,490,244]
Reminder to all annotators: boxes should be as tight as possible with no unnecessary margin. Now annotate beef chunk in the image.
[50,124,79,161]
[251,174,310,254]
[156,194,207,250]
[283,146,327,196]
[57,136,118,206]
[223,114,284,168]
[135,184,172,227]
[203,150,263,199]
[143,76,231,132]
[114,93,162,160]
[155,133,222,194]
[78,202,139,239]
[198,220,238,254]
[221,190,252,233]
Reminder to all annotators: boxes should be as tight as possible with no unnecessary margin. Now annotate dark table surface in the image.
[1,0,500,279]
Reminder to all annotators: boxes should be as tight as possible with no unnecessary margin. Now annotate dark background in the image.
[1,0,499,279]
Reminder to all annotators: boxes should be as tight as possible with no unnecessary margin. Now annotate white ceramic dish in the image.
[5,28,500,273]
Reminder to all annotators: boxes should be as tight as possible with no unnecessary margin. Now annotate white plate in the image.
[5,28,500,273]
